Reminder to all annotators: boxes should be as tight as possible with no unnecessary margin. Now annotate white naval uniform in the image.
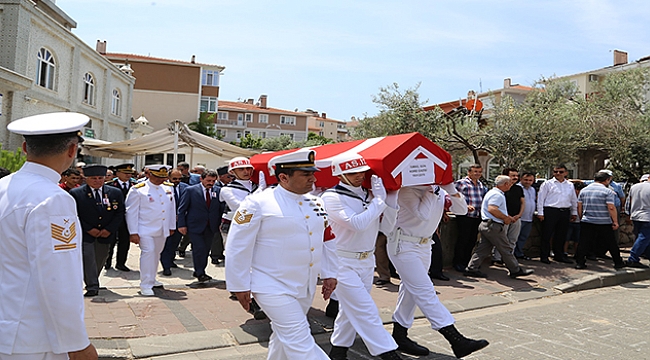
[388,186,467,330]
[0,162,89,358]
[125,180,176,291]
[219,179,256,222]
[226,185,337,360]
[321,182,398,356]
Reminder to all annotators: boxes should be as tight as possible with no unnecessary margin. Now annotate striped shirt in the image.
[455,177,487,218]
[578,182,616,224]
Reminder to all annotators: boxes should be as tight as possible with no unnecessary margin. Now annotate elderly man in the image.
[105,163,138,272]
[226,150,337,359]
[126,165,176,296]
[464,175,534,279]
[322,153,402,360]
[493,168,525,264]
[1,112,97,359]
[574,171,626,269]
[624,176,650,268]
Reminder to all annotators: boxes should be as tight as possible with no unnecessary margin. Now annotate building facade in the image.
[0,0,136,152]
[306,110,350,142]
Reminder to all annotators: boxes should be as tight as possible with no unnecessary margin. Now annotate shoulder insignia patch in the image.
[233,209,255,225]
[134,182,146,189]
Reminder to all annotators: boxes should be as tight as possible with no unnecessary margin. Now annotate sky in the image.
[57,0,650,122]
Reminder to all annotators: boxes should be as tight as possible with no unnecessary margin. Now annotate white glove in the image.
[440,183,458,196]
[371,175,386,202]
[385,189,399,207]
[258,171,267,191]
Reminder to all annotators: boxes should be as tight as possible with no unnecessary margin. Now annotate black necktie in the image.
[174,186,179,203]
[94,189,102,207]
[122,182,128,194]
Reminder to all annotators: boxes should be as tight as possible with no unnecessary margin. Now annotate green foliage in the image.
[238,133,264,149]
[0,147,27,172]
[254,132,334,151]
[188,112,217,138]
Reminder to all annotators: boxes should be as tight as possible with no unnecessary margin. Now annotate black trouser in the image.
[540,207,570,259]
[429,232,444,276]
[210,230,225,261]
[575,222,623,266]
[453,215,481,268]
[106,222,130,268]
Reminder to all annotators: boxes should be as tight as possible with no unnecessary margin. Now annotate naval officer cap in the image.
[115,163,136,174]
[7,112,89,142]
[269,149,319,176]
[83,164,108,177]
[146,164,171,178]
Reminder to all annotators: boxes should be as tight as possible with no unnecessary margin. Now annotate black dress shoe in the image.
[540,258,551,264]
[211,258,220,265]
[84,290,99,297]
[626,260,650,268]
[178,249,186,257]
[614,262,626,269]
[554,256,574,264]
[430,273,450,281]
[162,269,172,276]
[575,263,587,270]
[249,298,267,320]
[115,264,131,272]
[197,274,212,282]
[463,269,488,278]
[509,268,534,279]
[326,299,339,318]
[104,264,112,270]
[453,264,466,272]
[516,255,532,261]
[170,263,178,268]
[375,279,391,286]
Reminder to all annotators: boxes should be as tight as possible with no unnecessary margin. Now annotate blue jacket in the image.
[70,184,125,244]
[177,183,224,234]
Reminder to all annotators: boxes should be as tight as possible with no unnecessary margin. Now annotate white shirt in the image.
[519,184,537,222]
[321,182,398,253]
[125,180,176,237]
[536,177,578,216]
[0,162,89,355]
[220,179,255,221]
[225,185,337,298]
[395,186,467,237]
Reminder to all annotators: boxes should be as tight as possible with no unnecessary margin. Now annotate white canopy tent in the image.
[81,120,256,166]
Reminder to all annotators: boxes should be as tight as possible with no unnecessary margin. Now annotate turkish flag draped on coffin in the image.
[249,132,453,191]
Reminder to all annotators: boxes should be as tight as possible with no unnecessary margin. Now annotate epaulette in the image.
[163,181,174,186]
[133,182,146,189]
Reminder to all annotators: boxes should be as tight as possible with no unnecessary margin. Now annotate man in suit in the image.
[178,169,224,282]
[1,112,97,360]
[70,165,125,297]
[160,168,189,275]
[105,163,137,271]
[125,165,176,296]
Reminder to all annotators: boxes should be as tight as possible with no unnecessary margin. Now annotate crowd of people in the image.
[2,112,650,360]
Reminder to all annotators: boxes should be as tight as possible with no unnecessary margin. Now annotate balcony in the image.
[215,119,246,129]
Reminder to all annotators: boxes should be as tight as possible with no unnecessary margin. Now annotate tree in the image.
[188,112,217,138]
[238,133,264,149]
[0,147,26,173]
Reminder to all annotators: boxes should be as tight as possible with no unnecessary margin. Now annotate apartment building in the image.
[216,96,310,143]
[0,0,136,151]
[306,110,350,141]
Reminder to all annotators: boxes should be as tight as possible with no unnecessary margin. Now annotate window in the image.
[258,114,268,123]
[236,131,243,139]
[319,121,325,127]
[216,129,227,138]
[237,114,244,123]
[244,130,251,136]
[217,111,228,120]
[259,131,267,138]
[200,96,217,112]
[82,73,95,106]
[111,89,121,116]
[280,132,294,140]
[280,116,296,125]
[36,48,56,90]
[319,131,324,136]
[202,70,220,86]
[245,113,253,122]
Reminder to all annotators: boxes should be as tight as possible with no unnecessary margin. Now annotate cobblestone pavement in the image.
[148,280,650,359]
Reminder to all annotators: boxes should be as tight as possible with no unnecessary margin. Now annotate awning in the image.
[81,121,256,159]
[250,132,453,191]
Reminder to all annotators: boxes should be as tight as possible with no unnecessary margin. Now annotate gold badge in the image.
[234,209,254,225]
[51,218,78,251]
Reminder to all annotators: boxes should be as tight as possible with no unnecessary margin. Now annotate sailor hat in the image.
[7,112,89,141]
[228,157,254,171]
[269,149,319,176]
[330,153,371,176]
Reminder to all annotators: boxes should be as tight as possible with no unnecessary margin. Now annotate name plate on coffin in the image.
[401,158,435,186]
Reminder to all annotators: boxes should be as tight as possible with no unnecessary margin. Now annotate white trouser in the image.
[331,257,397,356]
[0,353,67,360]
[139,235,166,290]
[493,219,521,261]
[253,292,329,360]
[389,241,455,329]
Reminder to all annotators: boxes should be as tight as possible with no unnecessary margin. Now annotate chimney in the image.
[321,113,326,118]
[191,55,196,64]
[613,50,628,66]
[503,78,511,88]
[246,98,254,105]
[467,90,476,100]
[96,40,106,54]
[259,94,267,108]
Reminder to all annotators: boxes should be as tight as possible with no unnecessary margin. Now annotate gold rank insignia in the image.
[51,218,77,251]
[234,209,254,225]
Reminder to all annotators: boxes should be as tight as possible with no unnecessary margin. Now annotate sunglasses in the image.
[553,170,565,173]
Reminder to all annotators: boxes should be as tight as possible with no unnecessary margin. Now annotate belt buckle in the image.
[359,251,370,260]
[419,237,429,244]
